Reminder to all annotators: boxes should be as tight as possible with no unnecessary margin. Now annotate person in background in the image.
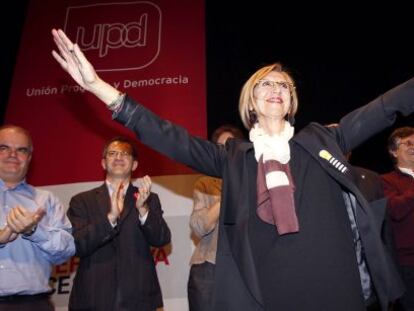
[382,127,414,311]
[67,136,171,311]
[0,124,75,311]
[52,28,414,311]
[188,125,244,311]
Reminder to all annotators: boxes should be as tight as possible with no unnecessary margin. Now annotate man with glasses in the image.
[0,124,75,311]
[67,136,171,311]
[382,127,414,311]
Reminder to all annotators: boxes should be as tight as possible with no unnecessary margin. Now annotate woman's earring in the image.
[249,109,257,125]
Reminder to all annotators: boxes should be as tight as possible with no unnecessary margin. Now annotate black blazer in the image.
[115,78,414,310]
[67,183,171,311]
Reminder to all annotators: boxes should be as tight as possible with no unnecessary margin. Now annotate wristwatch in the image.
[23,225,37,236]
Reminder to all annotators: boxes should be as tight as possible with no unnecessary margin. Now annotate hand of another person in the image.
[6,206,46,235]
[51,28,99,92]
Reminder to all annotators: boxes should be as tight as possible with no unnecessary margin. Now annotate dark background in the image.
[2,1,414,173]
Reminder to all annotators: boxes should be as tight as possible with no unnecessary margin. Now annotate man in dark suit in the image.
[67,137,171,311]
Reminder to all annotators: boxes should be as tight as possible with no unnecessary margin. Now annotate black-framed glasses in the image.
[106,150,132,158]
[256,79,294,91]
[0,144,31,157]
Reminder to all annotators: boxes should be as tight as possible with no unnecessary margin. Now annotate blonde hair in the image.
[239,63,298,129]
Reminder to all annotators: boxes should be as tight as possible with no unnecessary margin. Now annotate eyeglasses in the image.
[106,150,132,158]
[398,140,414,148]
[0,144,31,157]
[256,79,294,91]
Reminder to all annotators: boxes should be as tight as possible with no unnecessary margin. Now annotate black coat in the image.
[68,183,171,311]
[115,77,414,310]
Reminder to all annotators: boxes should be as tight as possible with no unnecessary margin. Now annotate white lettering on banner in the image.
[124,76,189,88]
[64,2,162,72]
[75,17,148,58]
[60,84,86,94]
[26,86,58,97]
[24,75,189,99]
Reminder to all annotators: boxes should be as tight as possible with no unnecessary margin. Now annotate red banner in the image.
[6,0,206,186]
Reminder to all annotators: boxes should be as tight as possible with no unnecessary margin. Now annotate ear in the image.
[390,149,398,160]
[101,158,107,170]
[132,160,138,172]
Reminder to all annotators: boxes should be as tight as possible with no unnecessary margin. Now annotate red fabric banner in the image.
[6,0,206,186]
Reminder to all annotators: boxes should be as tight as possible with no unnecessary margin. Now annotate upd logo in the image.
[64,1,162,72]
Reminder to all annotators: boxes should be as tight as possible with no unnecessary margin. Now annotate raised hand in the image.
[51,28,99,91]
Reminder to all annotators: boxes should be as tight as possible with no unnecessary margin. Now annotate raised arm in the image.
[52,28,227,177]
[332,78,414,153]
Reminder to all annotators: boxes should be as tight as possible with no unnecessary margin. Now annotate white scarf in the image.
[249,121,294,164]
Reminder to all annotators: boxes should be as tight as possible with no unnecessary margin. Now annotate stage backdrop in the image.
[5,1,206,310]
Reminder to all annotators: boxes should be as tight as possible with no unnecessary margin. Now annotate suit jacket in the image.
[353,166,384,201]
[352,166,397,264]
[67,183,171,311]
[381,169,414,266]
[114,77,414,310]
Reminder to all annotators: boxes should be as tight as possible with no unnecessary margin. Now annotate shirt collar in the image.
[398,167,414,178]
[0,178,35,195]
[105,180,129,197]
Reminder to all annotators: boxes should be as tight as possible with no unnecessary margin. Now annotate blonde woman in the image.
[52,28,412,311]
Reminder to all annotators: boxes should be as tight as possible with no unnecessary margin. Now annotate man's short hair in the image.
[0,124,33,153]
[387,126,414,162]
[102,136,138,160]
